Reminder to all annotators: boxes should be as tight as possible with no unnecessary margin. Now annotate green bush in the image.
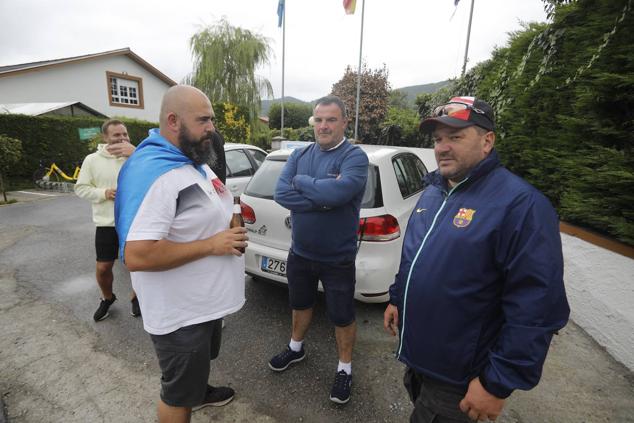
[0,114,156,179]
[380,106,424,147]
[296,126,315,142]
[251,122,273,150]
[0,134,23,200]
[270,128,300,141]
[268,103,313,129]
[0,100,255,180]
[212,102,251,143]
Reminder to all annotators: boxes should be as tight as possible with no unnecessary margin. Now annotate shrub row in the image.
[0,114,156,179]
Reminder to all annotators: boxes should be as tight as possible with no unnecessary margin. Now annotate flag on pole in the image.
[343,0,356,15]
[451,0,460,20]
[277,0,285,27]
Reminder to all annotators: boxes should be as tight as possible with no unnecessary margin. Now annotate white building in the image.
[0,48,176,122]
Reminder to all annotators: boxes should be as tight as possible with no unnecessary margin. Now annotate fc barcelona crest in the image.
[453,208,475,228]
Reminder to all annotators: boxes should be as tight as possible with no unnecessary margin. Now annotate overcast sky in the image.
[0,0,547,102]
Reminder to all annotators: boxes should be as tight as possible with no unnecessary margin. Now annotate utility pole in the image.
[280,1,286,138]
[353,0,366,142]
[461,0,475,77]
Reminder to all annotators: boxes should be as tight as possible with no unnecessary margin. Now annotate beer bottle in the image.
[230,196,245,253]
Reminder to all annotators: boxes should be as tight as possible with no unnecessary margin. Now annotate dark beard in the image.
[178,127,215,166]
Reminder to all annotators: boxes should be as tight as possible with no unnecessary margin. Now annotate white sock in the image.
[289,338,303,352]
[337,361,352,375]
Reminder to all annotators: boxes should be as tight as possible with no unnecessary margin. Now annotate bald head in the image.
[158,85,216,149]
[160,85,212,128]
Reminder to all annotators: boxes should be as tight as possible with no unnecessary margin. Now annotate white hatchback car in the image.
[240,144,437,303]
[223,143,268,197]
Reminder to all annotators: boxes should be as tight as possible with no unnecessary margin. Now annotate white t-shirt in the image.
[126,164,245,335]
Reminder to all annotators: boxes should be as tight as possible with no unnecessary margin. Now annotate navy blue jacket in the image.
[389,150,569,398]
[274,140,368,262]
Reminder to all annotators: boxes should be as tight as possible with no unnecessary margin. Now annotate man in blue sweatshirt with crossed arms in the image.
[270,95,369,404]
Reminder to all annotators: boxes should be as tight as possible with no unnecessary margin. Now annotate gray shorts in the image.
[150,319,222,407]
[404,367,471,423]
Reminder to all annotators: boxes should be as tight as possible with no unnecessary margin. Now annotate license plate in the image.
[261,256,287,276]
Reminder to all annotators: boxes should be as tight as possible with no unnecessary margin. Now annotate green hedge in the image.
[431,0,634,245]
[0,114,156,179]
[0,99,254,180]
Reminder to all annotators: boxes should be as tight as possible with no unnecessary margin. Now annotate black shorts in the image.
[95,226,118,262]
[150,319,223,408]
[286,249,356,327]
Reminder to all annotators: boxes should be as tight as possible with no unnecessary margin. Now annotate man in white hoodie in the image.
[75,119,138,321]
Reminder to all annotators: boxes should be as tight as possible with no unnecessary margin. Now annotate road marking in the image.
[15,191,61,197]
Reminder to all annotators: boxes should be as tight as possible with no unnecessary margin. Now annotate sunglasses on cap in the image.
[432,102,494,125]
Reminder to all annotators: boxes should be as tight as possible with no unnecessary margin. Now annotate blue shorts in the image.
[286,249,356,327]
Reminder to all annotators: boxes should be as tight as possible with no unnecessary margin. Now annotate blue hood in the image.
[114,128,205,260]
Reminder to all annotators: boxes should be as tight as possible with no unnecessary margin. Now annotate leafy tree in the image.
[0,135,22,202]
[415,92,435,119]
[268,103,313,129]
[542,0,575,19]
[213,102,250,143]
[379,106,424,147]
[389,89,410,109]
[331,64,391,143]
[186,18,273,126]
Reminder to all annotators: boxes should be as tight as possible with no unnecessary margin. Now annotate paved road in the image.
[1,191,633,423]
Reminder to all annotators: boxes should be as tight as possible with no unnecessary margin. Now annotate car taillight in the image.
[240,200,256,224]
[358,214,400,242]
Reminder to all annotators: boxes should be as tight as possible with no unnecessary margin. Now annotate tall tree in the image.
[389,89,410,109]
[186,18,273,125]
[331,64,391,143]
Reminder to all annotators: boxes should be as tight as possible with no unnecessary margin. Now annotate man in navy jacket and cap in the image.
[384,96,570,422]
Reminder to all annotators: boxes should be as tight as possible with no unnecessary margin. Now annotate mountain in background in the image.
[259,80,449,116]
[260,96,309,116]
[394,80,450,105]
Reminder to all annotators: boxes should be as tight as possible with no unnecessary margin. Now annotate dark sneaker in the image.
[93,294,117,322]
[268,345,305,372]
[130,297,141,317]
[192,385,235,410]
[329,370,352,404]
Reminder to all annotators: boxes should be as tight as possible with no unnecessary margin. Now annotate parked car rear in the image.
[240,144,437,303]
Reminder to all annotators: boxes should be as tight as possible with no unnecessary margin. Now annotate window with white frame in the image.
[106,71,144,108]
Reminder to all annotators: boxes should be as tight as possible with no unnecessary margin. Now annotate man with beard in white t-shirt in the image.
[115,85,248,423]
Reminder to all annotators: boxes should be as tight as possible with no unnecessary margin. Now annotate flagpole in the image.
[461,0,475,77]
[281,1,286,138]
[353,0,365,142]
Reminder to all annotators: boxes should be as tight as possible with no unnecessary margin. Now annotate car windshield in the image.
[244,157,382,208]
